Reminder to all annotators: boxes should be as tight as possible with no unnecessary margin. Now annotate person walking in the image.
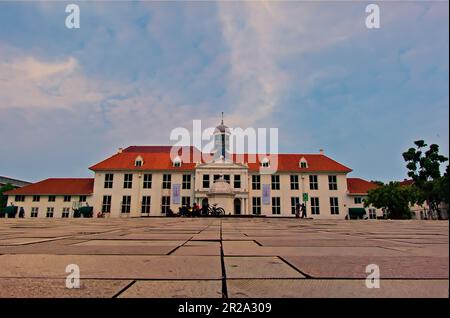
[19,207,25,218]
[301,203,307,219]
[295,203,301,218]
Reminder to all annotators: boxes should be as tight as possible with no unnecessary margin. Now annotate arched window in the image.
[173,156,182,167]
[299,157,308,168]
[135,156,144,167]
[260,157,270,168]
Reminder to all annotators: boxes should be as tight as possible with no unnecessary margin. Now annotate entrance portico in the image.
[194,160,249,214]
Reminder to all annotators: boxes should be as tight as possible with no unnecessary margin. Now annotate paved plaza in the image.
[0,217,448,298]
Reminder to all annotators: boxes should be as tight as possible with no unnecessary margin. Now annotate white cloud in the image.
[0,55,104,109]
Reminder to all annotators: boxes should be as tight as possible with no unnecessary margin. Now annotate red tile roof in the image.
[123,146,199,154]
[5,178,94,196]
[89,146,352,173]
[347,178,379,194]
[399,179,414,186]
[232,154,352,173]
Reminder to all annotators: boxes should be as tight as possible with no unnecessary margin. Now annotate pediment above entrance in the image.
[196,161,248,170]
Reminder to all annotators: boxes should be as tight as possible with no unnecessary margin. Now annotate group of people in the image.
[178,202,202,217]
[295,203,307,218]
[167,203,207,217]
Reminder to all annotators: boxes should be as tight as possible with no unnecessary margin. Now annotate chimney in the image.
[118,147,123,153]
[319,149,324,155]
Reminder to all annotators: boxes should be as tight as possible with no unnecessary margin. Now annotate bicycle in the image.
[208,203,225,216]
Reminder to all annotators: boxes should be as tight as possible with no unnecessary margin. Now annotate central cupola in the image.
[213,112,231,162]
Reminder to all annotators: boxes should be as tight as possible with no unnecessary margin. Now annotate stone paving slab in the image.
[283,256,449,279]
[224,257,305,279]
[73,240,186,247]
[171,246,221,256]
[0,278,131,298]
[0,255,222,279]
[227,279,449,298]
[118,280,223,298]
[255,239,409,248]
[0,218,447,298]
[184,241,220,247]
[0,237,67,246]
[0,240,176,255]
[122,233,194,240]
[223,245,409,257]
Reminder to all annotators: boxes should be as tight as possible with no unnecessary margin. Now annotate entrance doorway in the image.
[234,198,241,215]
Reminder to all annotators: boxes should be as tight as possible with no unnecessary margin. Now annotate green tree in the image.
[0,183,14,213]
[402,140,448,219]
[364,182,416,219]
[370,180,385,186]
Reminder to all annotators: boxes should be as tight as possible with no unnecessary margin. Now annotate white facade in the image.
[5,121,382,219]
[7,167,377,219]
[7,194,93,218]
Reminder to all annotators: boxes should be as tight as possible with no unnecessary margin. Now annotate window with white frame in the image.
[31,207,38,218]
[143,174,152,189]
[182,196,191,207]
[369,208,377,219]
[121,195,131,213]
[202,174,210,188]
[260,158,270,167]
[46,207,54,218]
[162,174,171,189]
[252,175,261,190]
[290,175,299,190]
[309,175,318,190]
[271,175,280,190]
[64,195,71,202]
[79,195,86,202]
[33,195,40,202]
[135,156,143,167]
[173,156,182,167]
[291,197,300,214]
[161,196,170,214]
[272,197,281,215]
[15,195,25,202]
[234,175,241,189]
[252,197,261,215]
[182,174,191,190]
[102,195,111,213]
[311,197,320,215]
[299,158,308,168]
[62,207,70,218]
[141,196,151,214]
[328,175,338,190]
[104,173,113,188]
[354,197,363,204]
[123,174,133,189]
[330,197,339,214]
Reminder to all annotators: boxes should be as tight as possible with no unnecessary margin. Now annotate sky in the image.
[0,0,448,183]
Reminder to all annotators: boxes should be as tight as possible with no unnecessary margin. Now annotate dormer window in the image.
[260,157,270,168]
[173,156,182,167]
[135,156,143,167]
[299,157,308,168]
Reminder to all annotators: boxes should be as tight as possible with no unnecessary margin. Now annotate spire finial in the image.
[221,112,224,125]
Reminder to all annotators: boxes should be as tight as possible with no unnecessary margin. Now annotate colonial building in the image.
[0,176,31,188]
[5,120,383,219]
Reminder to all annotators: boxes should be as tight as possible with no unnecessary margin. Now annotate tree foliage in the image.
[402,140,448,219]
[364,182,415,219]
[370,180,384,186]
[0,183,14,213]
